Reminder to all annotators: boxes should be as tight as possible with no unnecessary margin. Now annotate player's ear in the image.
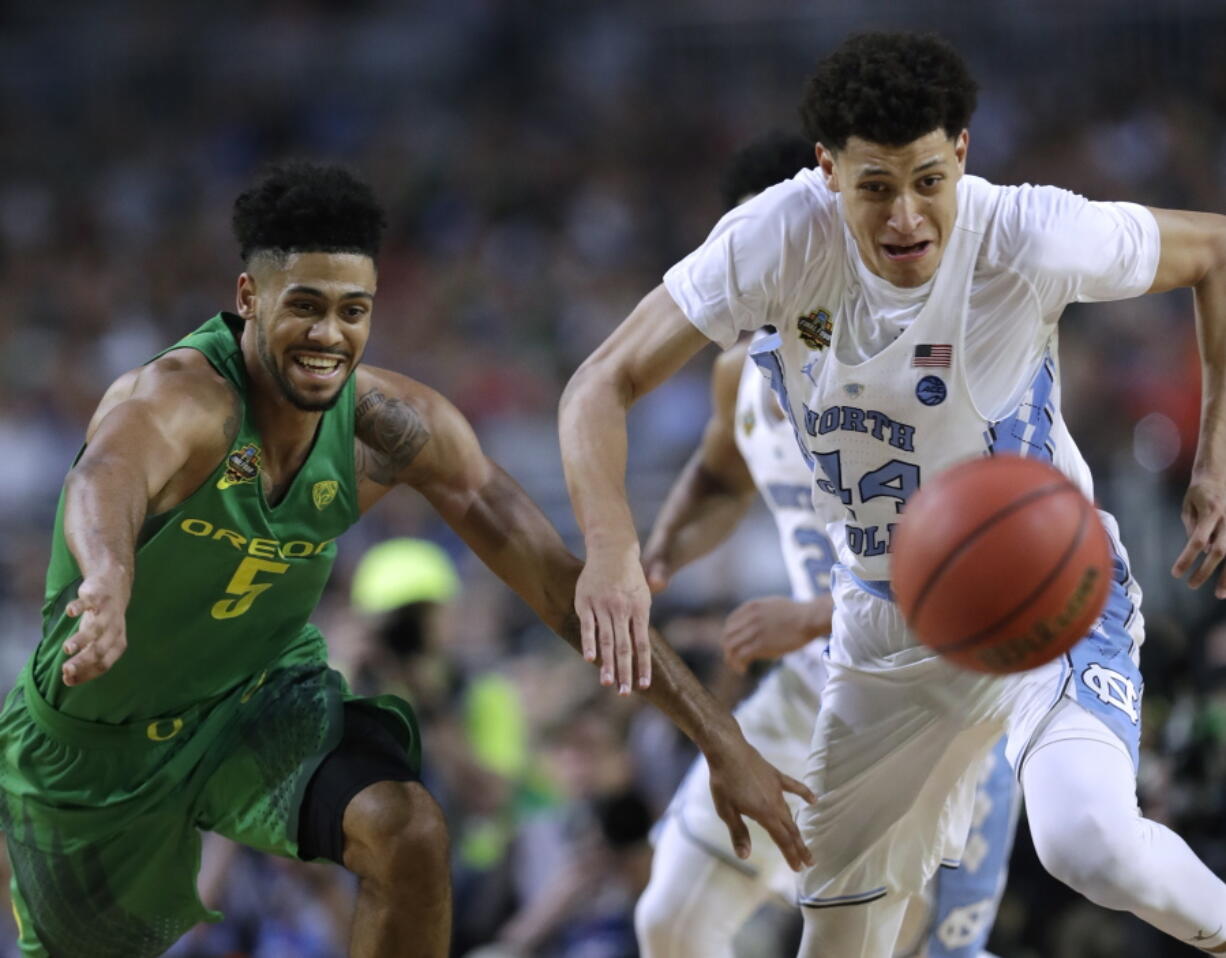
[235,272,258,321]
[817,144,840,192]
[953,129,969,174]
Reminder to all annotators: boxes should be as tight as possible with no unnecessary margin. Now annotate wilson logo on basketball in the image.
[975,566,1101,673]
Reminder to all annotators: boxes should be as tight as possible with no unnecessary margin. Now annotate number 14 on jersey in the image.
[814,451,921,558]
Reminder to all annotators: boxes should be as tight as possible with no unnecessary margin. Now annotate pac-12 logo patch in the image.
[312,479,339,510]
[916,375,947,406]
[217,443,261,489]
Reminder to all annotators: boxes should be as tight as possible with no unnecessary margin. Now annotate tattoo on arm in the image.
[355,388,432,485]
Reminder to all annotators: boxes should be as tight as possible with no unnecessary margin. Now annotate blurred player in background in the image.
[0,161,812,958]
[560,30,1226,957]
[634,133,1016,958]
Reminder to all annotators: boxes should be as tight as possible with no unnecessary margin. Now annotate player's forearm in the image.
[638,626,744,753]
[460,499,743,754]
[648,450,754,570]
[558,363,640,557]
[62,456,147,593]
[1192,265,1226,474]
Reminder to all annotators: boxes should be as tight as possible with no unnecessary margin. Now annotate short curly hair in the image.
[721,131,817,210]
[800,32,978,152]
[231,160,387,263]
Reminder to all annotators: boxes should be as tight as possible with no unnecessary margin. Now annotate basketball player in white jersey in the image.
[633,134,1016,958]
[559,31,1226,957]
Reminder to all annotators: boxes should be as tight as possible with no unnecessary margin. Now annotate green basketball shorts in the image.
[0,645,418,958]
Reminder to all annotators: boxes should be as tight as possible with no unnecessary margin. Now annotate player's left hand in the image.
[1172,471,1226,597]
[722,596,832,673]
[706,732,815,871]
[62,571,131,686]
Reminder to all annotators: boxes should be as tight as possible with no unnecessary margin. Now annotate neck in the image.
[240,347,326,473]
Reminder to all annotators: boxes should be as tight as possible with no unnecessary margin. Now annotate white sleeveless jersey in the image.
[733,344,837,691]
[668,171,1160,585]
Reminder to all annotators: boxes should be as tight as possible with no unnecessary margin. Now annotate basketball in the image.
[891,455,1112,674]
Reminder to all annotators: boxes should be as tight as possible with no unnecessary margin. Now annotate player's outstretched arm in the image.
[558,284,712,690]
[641,340,757,593]
[1147,209,1226,595]
[360,367,815,869]
[60,352,239,685]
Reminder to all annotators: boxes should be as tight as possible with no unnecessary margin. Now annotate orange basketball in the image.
[891,455,1112,674]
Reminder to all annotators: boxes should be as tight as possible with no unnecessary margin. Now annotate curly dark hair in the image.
[721,131,817,210]
[231,160,387,263]
[800,32,978,151]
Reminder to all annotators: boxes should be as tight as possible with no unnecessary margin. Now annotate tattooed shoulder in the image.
[355,387,432,485]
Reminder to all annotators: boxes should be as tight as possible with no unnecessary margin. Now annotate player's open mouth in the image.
[292,354,346,379]
[882,241,932,261]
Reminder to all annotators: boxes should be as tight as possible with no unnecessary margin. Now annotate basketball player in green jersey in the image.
[0,162,811,958]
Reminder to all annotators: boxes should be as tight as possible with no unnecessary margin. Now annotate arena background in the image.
[2,1,1226,955]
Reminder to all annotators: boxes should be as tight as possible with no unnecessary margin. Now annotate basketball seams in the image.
[906,479,1074,624]
[932,496,1090,655]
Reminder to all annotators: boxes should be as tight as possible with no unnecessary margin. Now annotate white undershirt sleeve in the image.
[1005,185,1161,312]
[663,177,833,349]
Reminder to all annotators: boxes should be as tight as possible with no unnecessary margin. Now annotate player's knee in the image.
[342,780,449,882]
[1032,806,1139,905]
[635,881,687,957]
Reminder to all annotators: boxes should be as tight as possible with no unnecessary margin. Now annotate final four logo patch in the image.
[217,443,261,489]
[798,309,833,350]
[915,375,947,406]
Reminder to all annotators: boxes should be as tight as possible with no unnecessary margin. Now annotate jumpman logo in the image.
[802,358,821,387]
[1190,924,1226,952]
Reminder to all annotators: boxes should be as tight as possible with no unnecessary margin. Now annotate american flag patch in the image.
[912,344,952,367]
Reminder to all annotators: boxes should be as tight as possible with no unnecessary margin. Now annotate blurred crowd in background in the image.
[2,1,1226,955]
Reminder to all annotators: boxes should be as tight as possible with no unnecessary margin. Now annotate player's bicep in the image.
[1146,208,1226,295]
[572,283,712,407]
[409,407,580,622]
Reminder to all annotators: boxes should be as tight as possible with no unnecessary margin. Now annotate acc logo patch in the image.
[1081,663,1140,723]
[915,375,947,406]
[798,309,833,350]
[312,480,339,510]
[740,405,756,436]
[217,443,261,490]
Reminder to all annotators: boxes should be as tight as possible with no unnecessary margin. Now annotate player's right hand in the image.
[1173,471,1226,597]
[575,547,652,693]
[706,732,815,871]
[62,573,130,686]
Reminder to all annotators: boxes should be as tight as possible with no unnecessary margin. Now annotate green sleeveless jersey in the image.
[32,313,362,722]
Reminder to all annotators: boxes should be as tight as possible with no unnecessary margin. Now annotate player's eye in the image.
[291,300,318,314]
[918,175,942,189]
[344,305,369,320]
[859,182,888,194]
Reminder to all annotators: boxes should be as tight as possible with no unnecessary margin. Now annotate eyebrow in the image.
[858,157,946,178]
[286,285,374,300]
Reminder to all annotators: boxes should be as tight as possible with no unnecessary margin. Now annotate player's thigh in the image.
[5,809,208,958]
[197,696,420,864]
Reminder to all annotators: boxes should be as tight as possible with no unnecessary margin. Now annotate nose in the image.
[887,192,923,235]
[307,312,344,348]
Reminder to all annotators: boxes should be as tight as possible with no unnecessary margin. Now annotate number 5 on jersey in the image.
[211,556,290,619]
